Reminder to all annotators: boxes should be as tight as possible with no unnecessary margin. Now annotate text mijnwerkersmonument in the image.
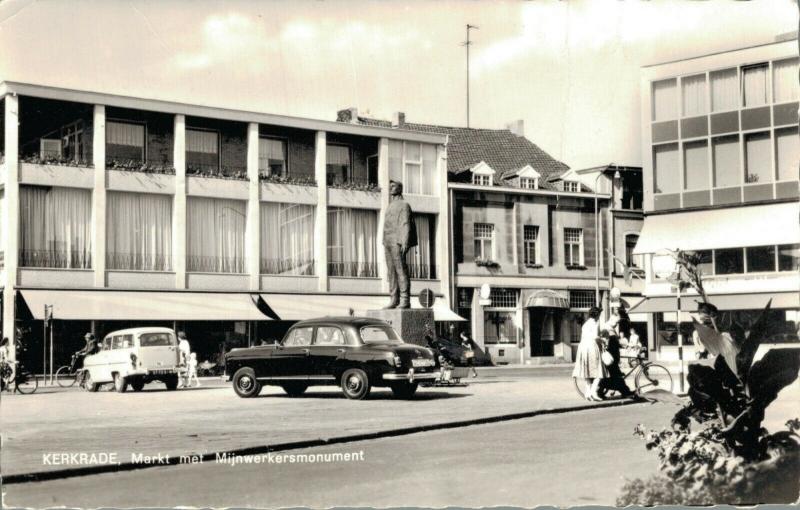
[42,451,366,467]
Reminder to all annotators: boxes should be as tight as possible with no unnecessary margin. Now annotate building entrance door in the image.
[528,308,562,357]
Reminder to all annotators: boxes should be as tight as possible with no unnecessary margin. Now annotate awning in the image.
[524,290,570,309]
[260,294,466,322]
[20,290,271,321]
[633,202,800,254]
[629,291,800,314]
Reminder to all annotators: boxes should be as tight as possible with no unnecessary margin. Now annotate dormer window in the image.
[470,161,496,186]
[515,165,540,190]
[520,177,538,189]
[473,174,492,186]
[563,181,580,193]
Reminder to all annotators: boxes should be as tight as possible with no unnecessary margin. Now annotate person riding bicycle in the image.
[70,333,97,372]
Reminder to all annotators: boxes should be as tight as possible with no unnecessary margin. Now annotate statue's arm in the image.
[399,203,412,252]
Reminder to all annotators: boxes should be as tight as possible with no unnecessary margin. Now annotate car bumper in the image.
[128,368,180,377]
[383,369,440,382]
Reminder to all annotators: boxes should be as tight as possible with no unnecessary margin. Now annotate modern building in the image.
[0,82,457,371]
[633,36,800,362]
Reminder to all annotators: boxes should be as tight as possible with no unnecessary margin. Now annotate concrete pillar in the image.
[376,138,390,293]
[3,95,19,359]
[91,105,106,287]
[436,144,450,304]
[314,131,328,292]
[246,123,261,290]
[173,115,186,288]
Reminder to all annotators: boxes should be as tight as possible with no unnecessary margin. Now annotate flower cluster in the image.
[21,154,93,168]
[106,158,175,175]
[327,180,380,192]
[259,174,317,186]
[475,259,500,269]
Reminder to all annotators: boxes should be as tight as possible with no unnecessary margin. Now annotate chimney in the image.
[392,112,406,129]
[506,119,524,137]
[336,107,359,124]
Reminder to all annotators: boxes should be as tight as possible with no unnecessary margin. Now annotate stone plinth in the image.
[366,308,434,347]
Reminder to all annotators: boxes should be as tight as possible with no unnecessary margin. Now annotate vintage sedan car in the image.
[83,327,181,392]
[225,317,439,400]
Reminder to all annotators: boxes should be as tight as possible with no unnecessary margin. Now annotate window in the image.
[458,288,473,309]
[625,234,643,269]
[261,203,315,275]
[473,223,494,260]
[140,333,174,347]
[106,121,145,162]
[520,177,538,190]
[106,192,173,271]
[489,288,518,308]
[742,63,768,107]
[472,174,492,186]
[746,245,776,273]
[187,197,247,273]
[652,79,678,121]
[683,140,709,190]
[715,248,744,275]
[711,68,738,112]
[315,327,345,346]
[483,311,517,345]
[259,137,287,177]
[387,141,437,194]
[744,132,772,183]
[186,129,219,171]
[360,325,401,344]
[523,225,539,266]
[775,128,799,182]
[779,244,800,272]
[562,181,580,193]
[569,290,596,310]
[712,136,741,188]
[61,120,85,163]
[773,58,799,103]
[326,144,351,185]
[327,207,377,277]
[564,228,584,266]
[682,74,707,116]
[695,250,713,276]
[284,327,313,346]
[653,144,679,194]
[406,213,436,279]
[19,186,92,268]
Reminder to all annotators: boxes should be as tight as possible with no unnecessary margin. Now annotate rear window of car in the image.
[139,333,174,347]
[360,326,402,344]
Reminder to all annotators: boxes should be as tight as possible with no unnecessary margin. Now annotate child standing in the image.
[186,352,200,388]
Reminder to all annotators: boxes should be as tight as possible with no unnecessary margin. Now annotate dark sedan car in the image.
[225,317,439,400]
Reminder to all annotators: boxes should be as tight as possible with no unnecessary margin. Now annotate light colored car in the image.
[83,327,181,393]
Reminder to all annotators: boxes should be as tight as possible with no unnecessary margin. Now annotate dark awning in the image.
[629,291,800,314]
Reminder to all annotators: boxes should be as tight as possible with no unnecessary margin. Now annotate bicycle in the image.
[1,360,40,394]
[573,350,673,399]
[54,364,88,388]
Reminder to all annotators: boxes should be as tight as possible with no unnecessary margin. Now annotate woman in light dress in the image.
[572,306,608,401]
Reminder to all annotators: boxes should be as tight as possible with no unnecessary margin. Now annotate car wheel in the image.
[113,373,128,393]
[130,379,145,392]
[232,367,261,398]
[164,375,179,391]
[340,368,370,400]
[281,382,308,397]
[84,372,99,392]
[390,382,418,399]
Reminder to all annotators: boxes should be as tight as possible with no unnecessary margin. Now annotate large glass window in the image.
[327,207,377,277]
[106,192,172,271]
[473,223,494,261]
[106,121,145,162]
[326,144,351,185]
[773,58,799,104]
[652,79,677,121]
[779,244,800,272]
[712,135,741,188]
[260,203,315,275]
[683,140,709,190]
[746,245,776,273]
[742,64,769,107]
[653,144,679,194]
[523,225,539,266]
[776,128,799,182]
[388,141,437,195]
[682,74,707,116]
[259,138,287,177]
[711,68,738,112]
[19,186,92,268]
[186,129,219,172]
[715,248,744,275]
[483,311,517,345]
[187,197,246,273]
[744,132,773,184]
[564,228,584,266]
[406,213,436,279]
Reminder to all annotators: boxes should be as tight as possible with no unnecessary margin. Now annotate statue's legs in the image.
[384,244,400,308]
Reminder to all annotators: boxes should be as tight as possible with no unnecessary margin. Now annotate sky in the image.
[0,0,796,169]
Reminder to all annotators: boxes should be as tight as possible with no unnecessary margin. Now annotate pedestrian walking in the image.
[459,331,478,378]
[177,331,191,388]
[572,306,608,401]
[186,352,200,387]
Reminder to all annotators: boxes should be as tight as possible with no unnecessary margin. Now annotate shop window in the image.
[569,290,595,310]
[746,245,776,273]
[655,313,695,348]
[483,311,517,345]
[715,248,744,275]
[779,244,800,272]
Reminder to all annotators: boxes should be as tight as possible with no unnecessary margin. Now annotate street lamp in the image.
[652,252,687,393]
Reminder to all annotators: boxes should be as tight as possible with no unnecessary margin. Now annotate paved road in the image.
[3,403,676,508]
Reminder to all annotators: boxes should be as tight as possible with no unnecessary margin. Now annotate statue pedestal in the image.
[366,308,434,347]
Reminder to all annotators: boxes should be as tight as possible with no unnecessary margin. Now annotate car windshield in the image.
[360,325,403,344]
[139,333,174,347]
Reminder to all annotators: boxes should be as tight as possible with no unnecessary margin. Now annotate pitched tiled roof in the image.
[339,115,569,190]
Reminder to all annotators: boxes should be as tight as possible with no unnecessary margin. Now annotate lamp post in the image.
[593,172,603,309]
[652,252,686,393]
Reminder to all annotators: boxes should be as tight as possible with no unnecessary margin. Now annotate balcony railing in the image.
[21,154,93,168]
[408,263,437,280]
[187,255,246,273]
[186,162,248,181]
[106,156,175,175]
[260,258,315,276]
[106,252,172,272]
[19,250,92,269]
[326,175,380,192]
[328,261,378,278]
[259,173,317,186]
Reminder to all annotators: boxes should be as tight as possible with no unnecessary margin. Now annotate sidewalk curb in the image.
[3,398,641,485]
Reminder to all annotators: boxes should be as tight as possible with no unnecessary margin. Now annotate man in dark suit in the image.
[382,180,417,309]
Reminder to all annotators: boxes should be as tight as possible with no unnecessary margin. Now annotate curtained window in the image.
[388,141,437,195]
[744,132,772,183]
[683,140,709,190]
[106,121,145,162]
[106,192,172,271]
[773,59,799,103]
[682,74,707,117]
[186,129,219,171]
[712,135,741,188]
[776,127,799,182]
[327,207,377,277]
[406,213,436,279]
[652,79,677,121]
[19,186,92,268]
[259,138,287,177]
[653,144,679,194]
[187,197,246,273]
[711,68,738,112]
[742,64,768,107]
[260,202,315,275]
[326,144,351,185]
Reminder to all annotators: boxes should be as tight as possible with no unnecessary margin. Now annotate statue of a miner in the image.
[383,180,417,309]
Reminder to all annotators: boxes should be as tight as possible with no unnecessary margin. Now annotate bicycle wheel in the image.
[635,363,673,396]
[55,365,77,388]
[15,372,39,394]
